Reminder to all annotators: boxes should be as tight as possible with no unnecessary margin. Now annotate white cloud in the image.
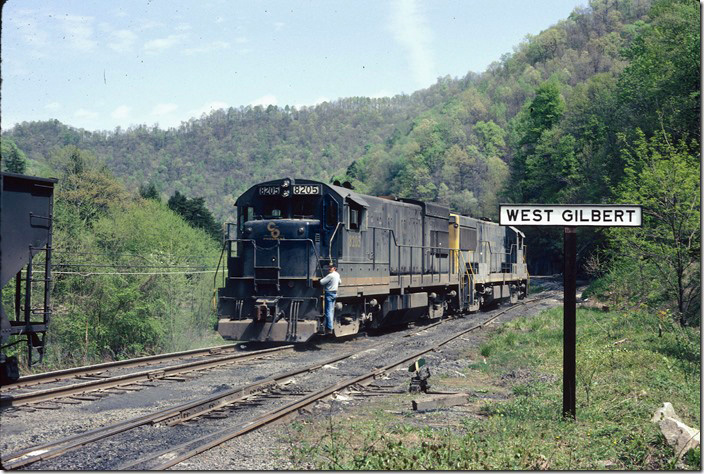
[190,101,229,117]
[58,14,97,52]
[175,23,192,31]
[144,34,187,54]
[108,29,137,53]
[151,103,178,116]
[215,16,225,24]
[250,95,277,107]
[389,0,435,87]
[45,102,61,111]
[111,105,131,119]
[74,108,98,120]
[184,41,230,55]
[273,22,285,31]
[235,36,249,44]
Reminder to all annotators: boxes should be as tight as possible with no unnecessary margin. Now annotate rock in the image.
[659,418,700,457]
[651,402,679,423]
[651,402,701,460]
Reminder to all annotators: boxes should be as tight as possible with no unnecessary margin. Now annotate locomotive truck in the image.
[217,177,528,342]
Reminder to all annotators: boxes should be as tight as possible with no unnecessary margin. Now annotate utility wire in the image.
[52,263,214,269]
[52,250,219,259]
[34,270,218,276]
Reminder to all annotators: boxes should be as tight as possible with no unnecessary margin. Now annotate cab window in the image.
[325,196,338,228]
[238,206,254,233]
[347,203,366,231]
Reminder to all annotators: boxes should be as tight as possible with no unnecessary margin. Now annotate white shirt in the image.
[319,271,341,292]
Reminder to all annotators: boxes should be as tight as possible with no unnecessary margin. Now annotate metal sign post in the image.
[500,204,641,420]
[563,227,576,418]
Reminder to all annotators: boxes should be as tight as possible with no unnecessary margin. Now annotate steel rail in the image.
[2,342,249,390]
[0,348,370,470]
[124,299,538,470]
[4,297,544,470]
[0,345,294,408]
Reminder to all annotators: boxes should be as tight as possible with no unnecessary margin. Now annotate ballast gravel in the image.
[0,287,565,470]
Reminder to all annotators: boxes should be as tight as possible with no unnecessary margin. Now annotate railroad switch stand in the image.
[408,358,431,394]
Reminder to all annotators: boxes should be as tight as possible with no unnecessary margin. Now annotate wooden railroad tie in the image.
[411,392,470,411]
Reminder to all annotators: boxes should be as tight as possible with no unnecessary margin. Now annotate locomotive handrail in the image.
[478,241,520,260]
[327,222,343,262]
[212,240,228,308]
[457,248,476,308]
[368,226,457,284]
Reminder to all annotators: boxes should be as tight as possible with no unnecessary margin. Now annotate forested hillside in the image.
[5,85,471,222]
[3,0,700,326]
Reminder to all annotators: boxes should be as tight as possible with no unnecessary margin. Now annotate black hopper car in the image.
[217,178,528,342]
[1,172,57,383]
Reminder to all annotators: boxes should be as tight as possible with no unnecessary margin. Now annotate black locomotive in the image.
[217,178,528,342]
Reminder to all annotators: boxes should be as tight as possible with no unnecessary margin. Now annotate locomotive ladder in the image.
[253,241,281,293]
[11,213,54,368]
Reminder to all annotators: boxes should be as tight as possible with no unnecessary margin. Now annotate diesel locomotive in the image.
[217,177,528,342]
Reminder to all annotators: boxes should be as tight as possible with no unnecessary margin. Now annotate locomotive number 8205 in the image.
[259,186,281,195]
[292,184,321,195]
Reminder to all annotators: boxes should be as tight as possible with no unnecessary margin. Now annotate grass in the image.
[285,307,701,470]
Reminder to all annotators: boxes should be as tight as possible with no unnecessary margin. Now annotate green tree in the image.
[1,138,27,174]
[168,191,222,242]
[617,0,700,141]
[52,145,130,225]
[139,182,161,201]
[523,129,579,203]
[610,130,700,323]
[506,80,566,203]
[472,120,506,157]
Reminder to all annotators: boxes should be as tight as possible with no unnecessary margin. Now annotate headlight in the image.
[282,179,290,188]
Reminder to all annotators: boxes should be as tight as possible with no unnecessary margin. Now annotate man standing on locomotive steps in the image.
[318,264,341,335]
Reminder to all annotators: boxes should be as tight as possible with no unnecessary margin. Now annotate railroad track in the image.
[2,342,261,391]
[0,348,369,470]
[124,299,532,470]
[2,298,540,470]
[0,344,294,410]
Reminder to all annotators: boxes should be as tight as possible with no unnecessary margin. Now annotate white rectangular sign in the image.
[499,205,642,227]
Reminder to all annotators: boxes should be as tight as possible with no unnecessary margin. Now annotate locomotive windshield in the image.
[237,195,323,227]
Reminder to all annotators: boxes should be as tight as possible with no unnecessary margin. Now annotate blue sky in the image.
[2,0,586,132]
